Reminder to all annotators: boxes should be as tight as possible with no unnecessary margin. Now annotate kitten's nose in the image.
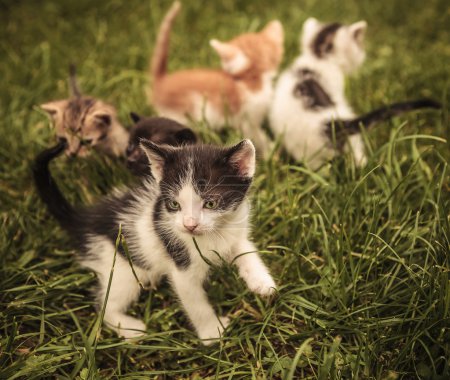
[183,217,198,232]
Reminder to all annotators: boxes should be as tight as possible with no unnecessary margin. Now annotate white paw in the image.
[246,272,277,297]
[113,317,147,340]
[198,316,229,345]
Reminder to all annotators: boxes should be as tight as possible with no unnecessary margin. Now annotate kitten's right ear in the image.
[210,39,250,75]
[226,139,256,178]
[130,112,141,124]
[174,128,197,145]
[139,139,176,182]
[40,100,68,119]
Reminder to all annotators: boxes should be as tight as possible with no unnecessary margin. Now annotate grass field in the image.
[1,0,449,378]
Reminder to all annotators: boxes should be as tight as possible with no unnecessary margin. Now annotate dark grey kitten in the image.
[33,138,275,344]
[126,113,197,176]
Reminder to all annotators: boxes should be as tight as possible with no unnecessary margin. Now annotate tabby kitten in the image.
[270,18,440,169]
[148,2,284,158]
[40,66,128,157]
[33,138,276,344]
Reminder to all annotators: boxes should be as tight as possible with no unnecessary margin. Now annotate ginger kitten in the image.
[149,2,284,158]
[40,66,129,157]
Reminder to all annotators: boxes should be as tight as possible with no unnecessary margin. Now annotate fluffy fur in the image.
[40,66,128,157]
[149,2,284,158]
[33,138,276,344]
[270,18,441,169]
[126,113,197,176]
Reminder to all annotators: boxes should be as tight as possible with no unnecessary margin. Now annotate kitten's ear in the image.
[210,39,250,75]
[301,17,320,49]
[261,20,284,46]
[303,17,320,35]
[40,100,68,118]
[139,139,175,181]
[93,112,112,127]
[175,128,197,145]
[349,20,367,44]
[226,139,256,178]
[130,112,141,124]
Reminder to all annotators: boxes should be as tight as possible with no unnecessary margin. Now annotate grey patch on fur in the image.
[293,69,334,109]
[312,23,342,58]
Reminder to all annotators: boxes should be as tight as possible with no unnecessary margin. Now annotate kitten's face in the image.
[126,114,197,176]
[301,18,367,73]
[210,20,284,79]
[40,97,117,157]
[142,140,255,236]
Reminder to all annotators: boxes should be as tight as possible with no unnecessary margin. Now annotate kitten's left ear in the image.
[350,21,367,44]
[210,39,250,75]
[261,20,284,46]
[139,139,176,182]
[226,139,256,178]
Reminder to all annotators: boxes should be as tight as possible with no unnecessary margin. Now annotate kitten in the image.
[33,138,276,344]
[126,113,197,176]
[270,18,441,169]
[148,2,284,158]
[40,65,129,157]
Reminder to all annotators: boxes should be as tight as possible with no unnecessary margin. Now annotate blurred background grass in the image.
[0,0,449,379]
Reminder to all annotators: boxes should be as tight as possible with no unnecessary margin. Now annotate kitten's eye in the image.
[204,200,218,210]
[80,138,93,146]
[166,199,181,211]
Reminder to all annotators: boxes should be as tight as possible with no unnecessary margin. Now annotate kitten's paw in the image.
[247,272,277,297]
[198,317,229,346]
[219,316,230,329]
[112,316,146,340]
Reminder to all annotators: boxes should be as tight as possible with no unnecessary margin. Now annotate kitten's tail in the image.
[33,140,78,231]
[327,98,441,139]
[68,64,82,98]
[150,1,181,82]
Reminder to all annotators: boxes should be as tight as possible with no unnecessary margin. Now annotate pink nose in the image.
[183,218,198,232]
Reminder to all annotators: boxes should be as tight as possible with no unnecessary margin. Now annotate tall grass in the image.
[0,0,449,378]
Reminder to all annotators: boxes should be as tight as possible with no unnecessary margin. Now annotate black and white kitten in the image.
[126,113,197,176]
[33,138,275,344]
[270,18,441,169]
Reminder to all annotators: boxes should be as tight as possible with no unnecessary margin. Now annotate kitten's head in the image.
[209,20,284,81]
[141,139,255,236]
[40,97,120,157]
[126,113,197,176]
[301,18,367,73]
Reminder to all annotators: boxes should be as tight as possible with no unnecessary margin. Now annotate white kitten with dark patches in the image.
[270,18,441,169]
[40,66,129,157]
[33,138,275,344]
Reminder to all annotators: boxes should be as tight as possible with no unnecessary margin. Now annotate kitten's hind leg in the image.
[95,257,146,339]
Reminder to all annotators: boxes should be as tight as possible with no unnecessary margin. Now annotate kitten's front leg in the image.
[233,240,276,296]
[170,269,228,345]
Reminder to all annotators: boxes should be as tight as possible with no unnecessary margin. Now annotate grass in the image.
[0,0,449,378]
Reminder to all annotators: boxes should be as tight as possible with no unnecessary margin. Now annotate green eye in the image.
[166,200,181,211]
[204,200,218,210]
